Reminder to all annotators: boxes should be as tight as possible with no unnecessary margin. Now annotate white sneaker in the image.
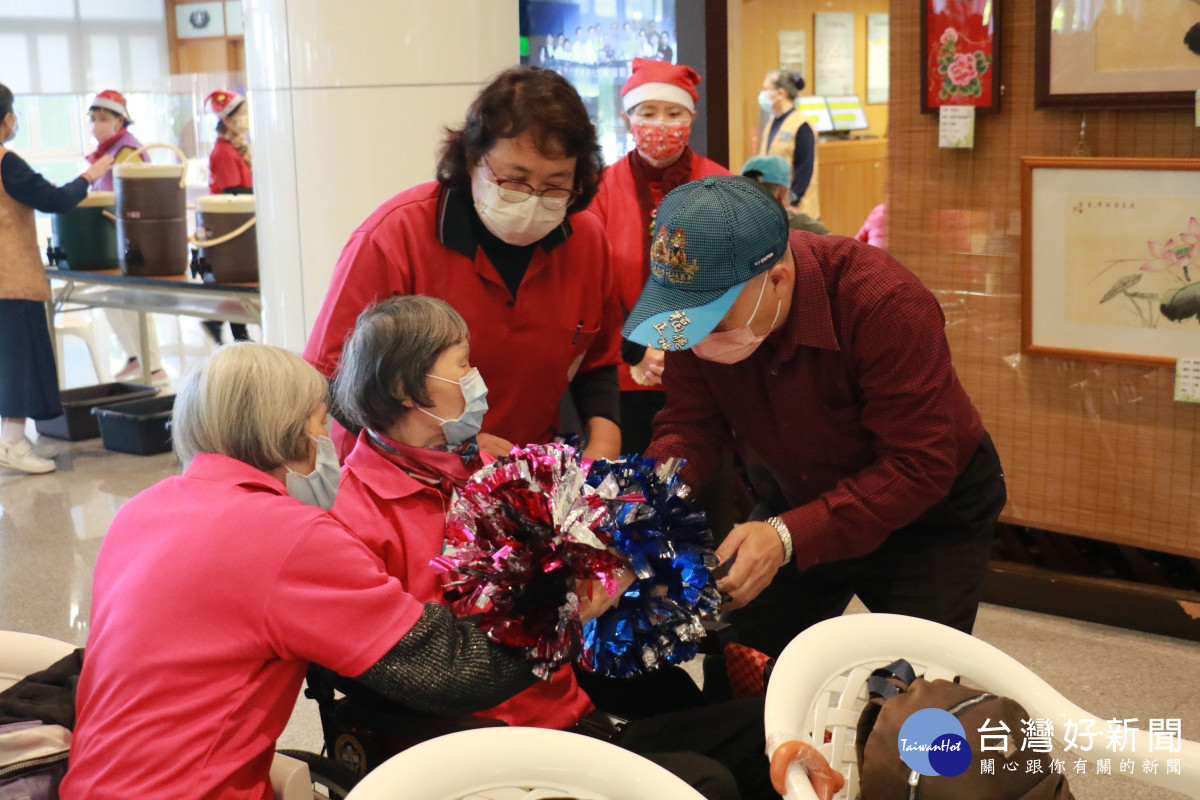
[0,438,56,474]
[150,369,170,388]
[114,358,141,382]
[30,438,60,459]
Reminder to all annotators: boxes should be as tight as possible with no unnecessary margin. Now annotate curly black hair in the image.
[436,67,604,214]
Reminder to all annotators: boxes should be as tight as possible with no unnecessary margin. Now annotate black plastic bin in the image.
[93,395,176,456]
[36,382,158,441]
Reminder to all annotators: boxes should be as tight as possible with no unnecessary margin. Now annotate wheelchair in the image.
[298,614,741,789]
[299,663,507,782]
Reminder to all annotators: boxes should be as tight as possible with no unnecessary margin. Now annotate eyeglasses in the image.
[481,156,580,211]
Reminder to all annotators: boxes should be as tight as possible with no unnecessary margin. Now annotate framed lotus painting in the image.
[921,0,999,113]
[1021,157,1200,367]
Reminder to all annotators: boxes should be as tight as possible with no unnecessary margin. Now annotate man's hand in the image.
[715,521,786,610]
[476,432,515,459]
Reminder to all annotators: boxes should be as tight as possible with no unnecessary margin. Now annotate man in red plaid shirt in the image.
[624,176,1006,658]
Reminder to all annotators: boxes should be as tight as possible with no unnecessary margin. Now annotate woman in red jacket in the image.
[205,88,252,195]
[303,68,623,464]
[589,58,730,455]
[202,88,252,344]
[330,295,775,800]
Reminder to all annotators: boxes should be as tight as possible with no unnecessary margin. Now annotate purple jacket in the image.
[90,129,145,192]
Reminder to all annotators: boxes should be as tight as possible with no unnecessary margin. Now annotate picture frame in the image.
[920,0,999,113]
[1021,157,1200,368]
[1034,0,1200,110]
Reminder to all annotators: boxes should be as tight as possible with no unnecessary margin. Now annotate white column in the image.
[241,0,518,350]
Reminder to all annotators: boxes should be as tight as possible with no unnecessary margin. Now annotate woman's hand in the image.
[630,347,665,386]
[476,432,515,459]
[84,155,115,186]
[577,567,636,623]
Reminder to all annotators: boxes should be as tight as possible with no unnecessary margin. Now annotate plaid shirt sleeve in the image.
[645,349,736,492]
[780,282,965,569]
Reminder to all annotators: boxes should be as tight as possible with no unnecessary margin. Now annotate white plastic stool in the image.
[54,310,108,386]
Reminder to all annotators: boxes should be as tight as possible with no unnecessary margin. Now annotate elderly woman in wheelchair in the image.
[59,343,560,800]
[327,295,775,800]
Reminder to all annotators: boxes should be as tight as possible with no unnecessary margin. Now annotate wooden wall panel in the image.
[815,138,886,236]
[888,2,1200,556]
[166,0,245,75]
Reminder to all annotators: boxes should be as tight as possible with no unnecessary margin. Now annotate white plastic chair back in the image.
[0,630,76,692]
[764,613,1200,800]
[344,727,708,800]
[54,310,108,386]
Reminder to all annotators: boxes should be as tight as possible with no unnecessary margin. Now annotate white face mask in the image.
[4,113,18,144]
[758,90,776,114]
[470,165,568,246]
[286,434,340,510]
[418,367,489,445]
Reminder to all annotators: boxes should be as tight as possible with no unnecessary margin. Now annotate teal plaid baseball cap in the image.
[740,154,792,188]
[622,175,789,351]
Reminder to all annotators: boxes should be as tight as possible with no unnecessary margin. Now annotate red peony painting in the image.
[921,0,999,112]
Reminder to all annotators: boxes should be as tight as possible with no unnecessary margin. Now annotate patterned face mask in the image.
[629,118,692,164]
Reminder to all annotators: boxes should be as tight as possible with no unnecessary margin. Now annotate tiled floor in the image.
[2,318,1197,798]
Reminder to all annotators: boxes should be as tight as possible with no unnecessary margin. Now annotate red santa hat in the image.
[89,90,133,124]
[204,89,246,118]
[621,57,700,113]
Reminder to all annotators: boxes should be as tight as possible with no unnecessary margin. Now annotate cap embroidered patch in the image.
[650,310,694,350]
[622,175,790,350]
[650,225,700,285]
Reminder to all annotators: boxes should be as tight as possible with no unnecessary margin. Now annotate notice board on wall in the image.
[778,29,807,77]
[866,13,889,104]
[814,11,855,97]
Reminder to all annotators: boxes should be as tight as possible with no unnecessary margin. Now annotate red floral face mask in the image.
[629,118,692,164]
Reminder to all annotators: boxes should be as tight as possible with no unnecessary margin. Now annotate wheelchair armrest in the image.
[698,618,737,655]
[333,693,507,740]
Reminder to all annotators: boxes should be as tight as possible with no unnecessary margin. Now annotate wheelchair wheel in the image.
[277,749,361,799]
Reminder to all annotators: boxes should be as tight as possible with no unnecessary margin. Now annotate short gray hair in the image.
[172,342,328,471]
[333,295,469,433]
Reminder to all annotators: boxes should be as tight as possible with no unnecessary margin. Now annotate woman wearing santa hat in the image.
[589,58,730,457]
[205,89,252,196]
[86,90,147,192]
[87,90,168,386]
[202,89,253,344]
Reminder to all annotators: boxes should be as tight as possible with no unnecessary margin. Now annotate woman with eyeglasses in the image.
[305,67,623,463]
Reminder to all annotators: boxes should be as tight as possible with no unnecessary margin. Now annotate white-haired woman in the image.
[61,343,543,800]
